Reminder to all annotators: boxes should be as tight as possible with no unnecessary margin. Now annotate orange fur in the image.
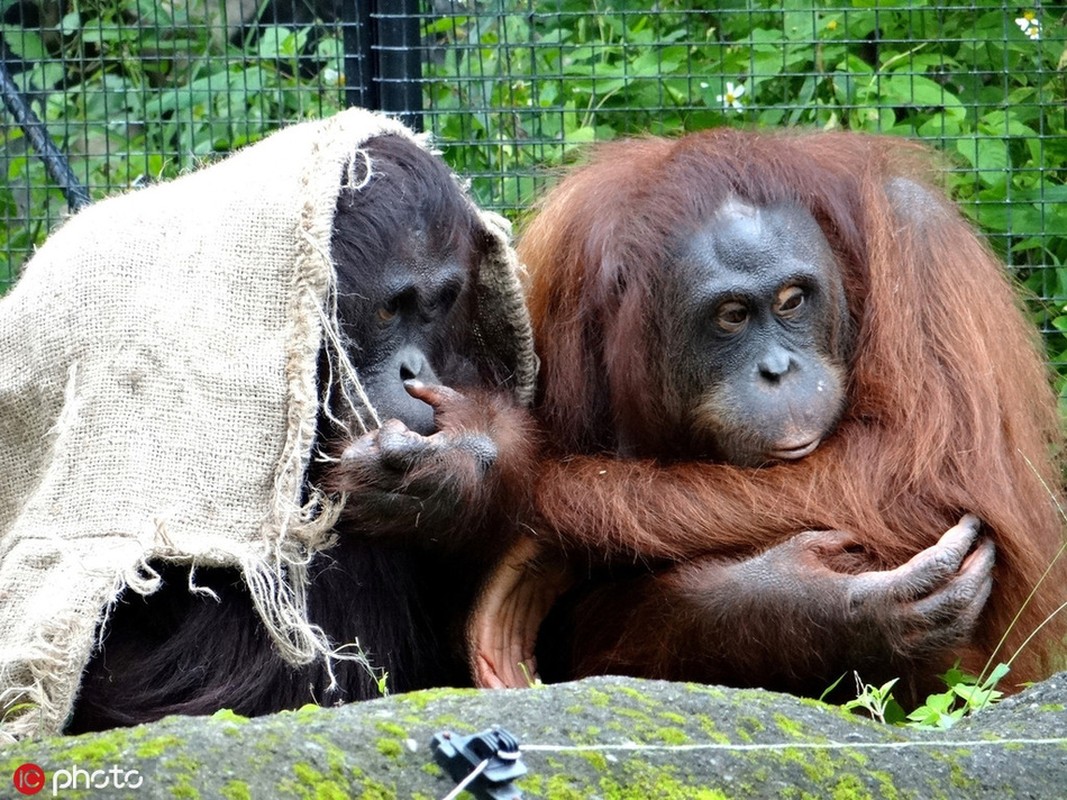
[520,128,1067,688]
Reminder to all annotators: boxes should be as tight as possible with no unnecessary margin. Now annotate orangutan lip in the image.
[767,439,820,460]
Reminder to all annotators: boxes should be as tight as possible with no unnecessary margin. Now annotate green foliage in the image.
[3,1,1065,385]
[375,669,390,698]
[518,661,544,688]
[839,674,906,726]
[842,663,1009,730]
[905,662,1009,729]
[0,0,343,273]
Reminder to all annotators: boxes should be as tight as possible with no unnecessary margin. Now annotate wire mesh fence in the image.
[1,1,1065,378]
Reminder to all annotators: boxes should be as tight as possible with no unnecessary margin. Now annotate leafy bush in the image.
[0,0,344,277]
[838,662,1009,729]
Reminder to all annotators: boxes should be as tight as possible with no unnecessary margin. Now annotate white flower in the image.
[716,81,746,112]
[1015,10,1041,40]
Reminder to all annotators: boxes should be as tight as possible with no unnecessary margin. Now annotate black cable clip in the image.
[429,725,526,800]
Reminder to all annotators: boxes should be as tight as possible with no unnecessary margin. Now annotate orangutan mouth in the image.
[767,437,820,460]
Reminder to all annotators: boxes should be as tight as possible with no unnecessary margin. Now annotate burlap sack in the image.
[0,107,536,739]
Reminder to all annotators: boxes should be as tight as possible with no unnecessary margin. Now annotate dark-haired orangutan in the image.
[69,134,537,733]
[471,129,1067,705]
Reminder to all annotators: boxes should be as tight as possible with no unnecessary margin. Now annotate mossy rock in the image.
[3,673,1066,799]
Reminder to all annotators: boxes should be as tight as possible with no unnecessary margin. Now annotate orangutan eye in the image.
[377,301,399,323]
[775,285,806,316]
[716,301,749,333]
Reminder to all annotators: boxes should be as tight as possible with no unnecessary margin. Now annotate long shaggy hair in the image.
[519,127,1067,688]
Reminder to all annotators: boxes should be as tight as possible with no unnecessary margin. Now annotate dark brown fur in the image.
[69,135,537,732]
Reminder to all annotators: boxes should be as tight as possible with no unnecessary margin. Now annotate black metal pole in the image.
[372,0,423,131]
[342,1,423,129]
[344,0,374,110]
[0,46,90,213]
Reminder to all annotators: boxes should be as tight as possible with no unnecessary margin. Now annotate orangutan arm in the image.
[534,450,839,562]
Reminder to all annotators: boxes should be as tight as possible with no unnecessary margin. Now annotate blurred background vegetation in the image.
[1,0,1065,395]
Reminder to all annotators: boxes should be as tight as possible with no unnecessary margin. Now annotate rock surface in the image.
[2,673,1065,799]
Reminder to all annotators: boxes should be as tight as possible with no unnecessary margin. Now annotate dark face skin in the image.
[662,197,850,466]
[335,231,473,435]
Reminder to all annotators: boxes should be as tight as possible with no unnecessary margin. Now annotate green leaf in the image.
[1,27,46,61]
[783,0,817,42]
[883,74,962,111]
[563,125,596,144]
[60,11,81,35]
[955,136,1009,185]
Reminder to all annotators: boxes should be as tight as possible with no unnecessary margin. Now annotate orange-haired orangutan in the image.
[471,128,1067,704]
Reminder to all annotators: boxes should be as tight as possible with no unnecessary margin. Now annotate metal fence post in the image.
[344,0,423,131]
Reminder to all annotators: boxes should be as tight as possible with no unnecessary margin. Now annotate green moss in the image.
[659,711,687,725]
[683,682,728,701]
[737,714,765,735]
[357,775,397,799]
[163,754,205,800]
[316,736,356,776]
[210,708,250,724]
[1038,703,1065,712]
[947,753,978,791]
[774,712,814,740]
[253,729,287,756]
[615,684,655,704]
[292,763,320,785]
[65,732,125,765]
[135,734,182,759]
[400,711,470,736]
[777,745,841,785]
[396,686,480,713]
[544,755,567,773]
[295,704,328,720]
[607,761,728,799]
[220,780,253,800]
[870,770,908,800]
[520,750,740,799]
[846,750,869,769]
[290,761,351,800]
[420,762,444,778]
[520,773,545,795]
[375,738,404,760]
[615,707,652,723]
[375,720,408,737]
[691,714,730,744]
[576,750,610,772]
[290,739,366,799]
[831,773,873,800]
[586,687,612,707]
[651,726,689,745]
[541,773,586,799]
